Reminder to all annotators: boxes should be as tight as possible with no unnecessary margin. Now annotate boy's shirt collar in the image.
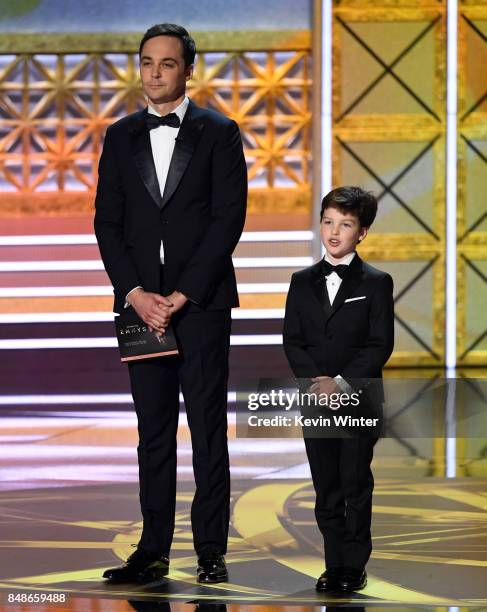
[323,250,356,266]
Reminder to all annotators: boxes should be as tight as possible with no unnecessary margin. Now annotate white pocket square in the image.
[344,296,366,303]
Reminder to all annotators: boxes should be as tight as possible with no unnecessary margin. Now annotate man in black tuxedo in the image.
[94,24,247,584]
[283,187,394,592]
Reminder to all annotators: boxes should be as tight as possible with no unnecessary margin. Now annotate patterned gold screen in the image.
[0,32,312,217]
[332,0,486,367]
[458,2,487,366]
[0,9,485,367]
[332,1,447,366]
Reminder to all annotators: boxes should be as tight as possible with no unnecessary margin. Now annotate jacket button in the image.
[327,334,333,340]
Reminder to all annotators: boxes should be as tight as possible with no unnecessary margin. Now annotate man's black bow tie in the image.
[322,260,349,279]
[145,112,181,130]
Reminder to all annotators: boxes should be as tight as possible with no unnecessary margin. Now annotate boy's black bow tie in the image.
[322,260,349,278]
[146,112,181,130]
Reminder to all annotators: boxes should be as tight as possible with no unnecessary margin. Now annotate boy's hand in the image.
[309,376,341,399]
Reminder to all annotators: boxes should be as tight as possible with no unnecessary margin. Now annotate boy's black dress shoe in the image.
[338,568,367,592]
[197,553,228,583]
[315,567,343,592]
[102,548,169,583]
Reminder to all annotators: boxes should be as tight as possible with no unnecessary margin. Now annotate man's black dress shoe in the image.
[338,568,367,592]
[197,553,228,583]
[315,567,343,592]
[102,548,169,583]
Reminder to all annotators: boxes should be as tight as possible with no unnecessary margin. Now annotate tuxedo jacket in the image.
[94,99,248,314]
[283,254,394,393]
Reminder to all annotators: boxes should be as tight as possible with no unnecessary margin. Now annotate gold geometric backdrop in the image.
[0,33,312,217]
[457,1,487,366]
[332,0,485,366]
[0,5,486,367]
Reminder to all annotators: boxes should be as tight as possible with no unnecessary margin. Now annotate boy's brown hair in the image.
[320,186,378,228]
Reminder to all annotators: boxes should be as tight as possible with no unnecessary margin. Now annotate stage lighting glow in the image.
[0,230,313,246]
[235,257,313,268]
[0,393,237,406]
[446,0,458,370]
[0,335,283,349]
[445,372,457,478]
[0,283,289,297]
[0,257,313,272]
[0,286,113,297]
[321,0,333,198]
[239,231,313,241]
[0,309,285,323]
[240,283,289,293]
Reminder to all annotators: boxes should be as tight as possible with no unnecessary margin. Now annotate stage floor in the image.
[0,410,486,609]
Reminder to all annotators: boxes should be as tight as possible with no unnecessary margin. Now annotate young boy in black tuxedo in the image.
[283,186,394,592]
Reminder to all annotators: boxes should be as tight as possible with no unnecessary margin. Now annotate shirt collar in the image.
[324,250,356,266]
[147,95,189,123]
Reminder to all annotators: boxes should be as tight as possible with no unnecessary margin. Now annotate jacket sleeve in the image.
[93,127,141,300]
[340,273,395,379]
[283,274,322,378]
[175,120,247,304]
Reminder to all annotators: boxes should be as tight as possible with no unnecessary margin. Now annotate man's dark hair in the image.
[320,186,378,228]
[139,23,196,68]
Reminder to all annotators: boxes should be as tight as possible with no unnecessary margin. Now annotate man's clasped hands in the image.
[127,289,188,336]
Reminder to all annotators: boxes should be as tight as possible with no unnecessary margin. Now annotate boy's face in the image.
[139,35,192,105]
[320,206,368,260]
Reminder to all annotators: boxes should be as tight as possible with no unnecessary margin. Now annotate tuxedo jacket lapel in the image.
[131,108,164,209]
[161,100,205,209]
[309,262,332,319]
[130,100,205,211]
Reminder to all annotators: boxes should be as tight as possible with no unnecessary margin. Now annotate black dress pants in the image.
[304,435,377,571]
[127,308,231,557]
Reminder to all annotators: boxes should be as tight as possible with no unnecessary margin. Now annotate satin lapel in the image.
[131,108,163,209]
[309,262,332,319]
[160,100,205,210]
[327,254,364,322]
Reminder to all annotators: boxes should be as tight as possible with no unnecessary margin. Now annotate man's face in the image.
[139,35,192,105]
[320,206,368,259]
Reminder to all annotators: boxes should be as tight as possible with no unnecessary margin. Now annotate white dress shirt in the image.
[323,250,356,393]
[149,96,189,263]
[324,250,356,305]
[125,96,189,305]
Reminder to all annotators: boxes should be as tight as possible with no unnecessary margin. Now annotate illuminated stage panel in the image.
[0,226,304,317]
